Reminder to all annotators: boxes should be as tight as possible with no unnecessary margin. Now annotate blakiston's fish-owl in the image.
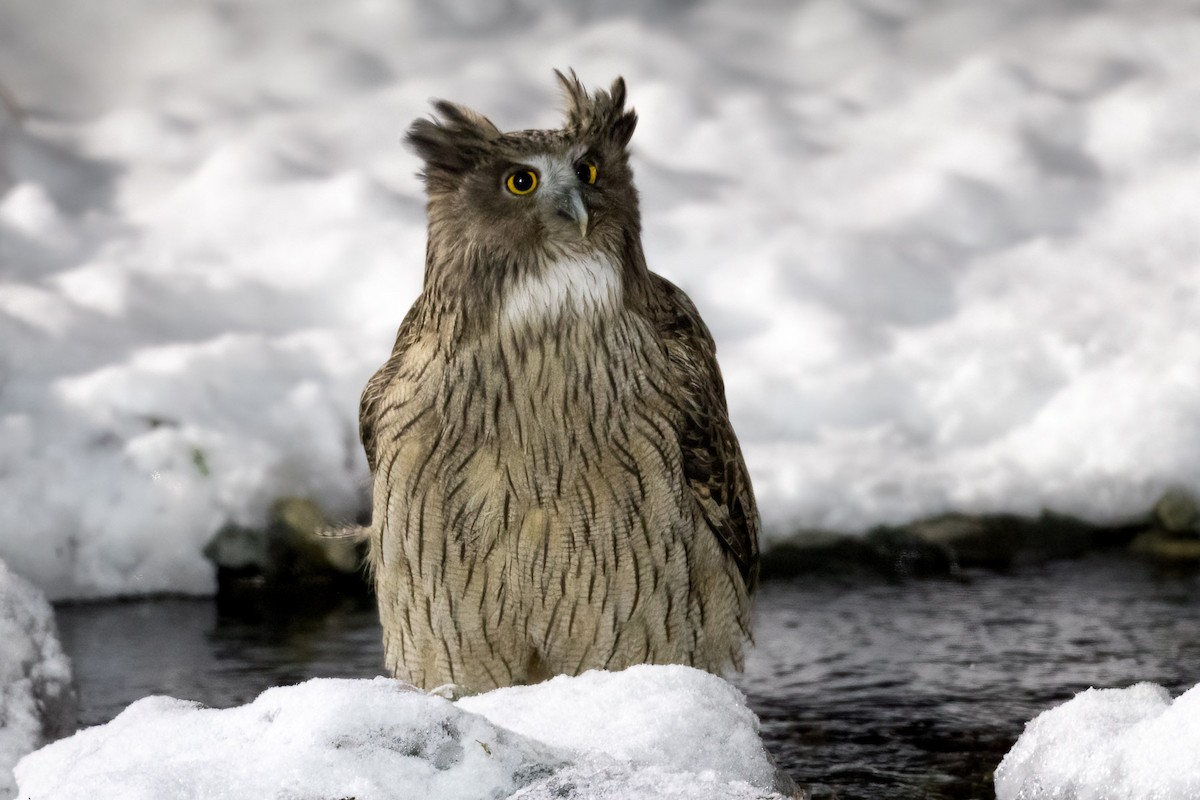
[360,71,759,695]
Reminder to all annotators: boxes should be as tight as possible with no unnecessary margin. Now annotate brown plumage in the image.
[360,70,759,694]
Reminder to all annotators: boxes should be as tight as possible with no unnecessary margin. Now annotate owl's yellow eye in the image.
[506,170,538,196]
[575,161,598,185]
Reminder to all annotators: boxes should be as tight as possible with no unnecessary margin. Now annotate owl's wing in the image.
[359,300,423,473]
[648,274,760,591]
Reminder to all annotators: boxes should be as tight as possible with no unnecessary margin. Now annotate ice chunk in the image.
[995,682,1200,799]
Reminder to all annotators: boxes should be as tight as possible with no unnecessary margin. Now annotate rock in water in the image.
[1153,487,1199,534]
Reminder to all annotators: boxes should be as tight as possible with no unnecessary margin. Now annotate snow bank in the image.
[0,561,74,800]
[995,682,1200,800]
[14,666,791,800]
[3,1,1200,597]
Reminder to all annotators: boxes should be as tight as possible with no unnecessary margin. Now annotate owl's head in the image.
[407,71,645,325]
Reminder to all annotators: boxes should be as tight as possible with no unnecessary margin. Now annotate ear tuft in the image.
[608,77,627,112]
[406,99,501,176]
[555,68,589,128]
[431,100,502,139]
[555,69,637,148]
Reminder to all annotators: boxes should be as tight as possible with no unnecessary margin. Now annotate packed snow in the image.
[995,681,1200,800]
[13,665,791,800]
[0,561,74,800]
[2,0,1200,597]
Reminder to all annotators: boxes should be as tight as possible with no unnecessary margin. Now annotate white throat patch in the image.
[502,254,622,329]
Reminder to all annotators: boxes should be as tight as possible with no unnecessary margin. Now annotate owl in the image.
[359,71,759,695]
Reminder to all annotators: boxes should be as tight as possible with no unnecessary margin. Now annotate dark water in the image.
[56,554,1200,800]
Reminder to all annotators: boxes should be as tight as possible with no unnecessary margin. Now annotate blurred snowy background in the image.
[2,0,1199,600]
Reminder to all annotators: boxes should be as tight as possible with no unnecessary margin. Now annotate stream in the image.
[56,553,1200,799]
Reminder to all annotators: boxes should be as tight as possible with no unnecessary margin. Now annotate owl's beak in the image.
[557,188,589,238]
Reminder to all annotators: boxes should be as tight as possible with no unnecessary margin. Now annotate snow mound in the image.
[0,561,75,800]
[14,666,790,800]
[995,682,1200,800]
[459,665,779,788]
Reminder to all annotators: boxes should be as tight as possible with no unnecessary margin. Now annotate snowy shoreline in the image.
[4,0,1200,600]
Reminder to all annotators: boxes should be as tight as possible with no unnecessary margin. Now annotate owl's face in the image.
[431,129,636,270]
[408,72,643,327]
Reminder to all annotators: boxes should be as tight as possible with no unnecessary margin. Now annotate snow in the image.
[13,666,789,800]
[2,0,1200,597]
[0,561,75,800]
[457,665,778,788]
[995,681,1200,800]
